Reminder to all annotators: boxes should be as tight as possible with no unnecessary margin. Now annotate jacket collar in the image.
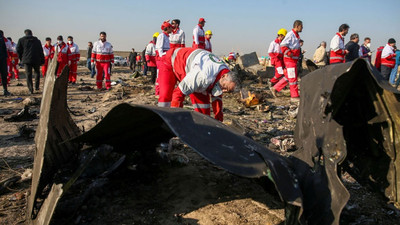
[292,29,300,39]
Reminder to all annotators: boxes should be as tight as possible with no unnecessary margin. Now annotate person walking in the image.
[313,41,327,68]
[170,19,185,48]
[329,24,350,64]
[16,29,44,94]
[268,28,287,88]
[128,48,137,73]
[145,32,158,83]
[91,31,114,90]
[7,37,19,81]
[272,20,303,102]
[42,37,54,77]
[0,30,11,96]
[381,38,397,81]
[345,33,360,62]
[192,18,206,49]
[55,35,71,77]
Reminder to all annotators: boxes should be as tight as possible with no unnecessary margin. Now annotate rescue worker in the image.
[192,18,206,49]
[155,21,172,95]
[375,46,385,72]
[329,24,350,64]
[268,28,287,89]
[381,38,397,81]
[228,52,236,63]
[91,31,114,90]
[170,19,185,48]
[42,37,54,77]
[0,30,11,96]
[158,47,237,122]
[272,20,303,102]
[359,37,372,63]
[205,30,212,52]
[7,37,19,81]
[2,32,12,86]
[145,32,158,84]
[67,36,80,84]
[55,35,71,77]
[128,48,137,73]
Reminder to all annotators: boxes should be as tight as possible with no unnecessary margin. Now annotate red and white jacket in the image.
[67,42,80,63]
[228,52,236,60]
[381,44,397,68]
[192,24,205,49]
[43,44,55,60]
[9,42,18,60]
[155,32,170,59]
[281,29,301,67]
[145,41,157,67]
[91,40,114,63]
[375,46,385,69]
[55,42,71,64]
[205,38,212,52]
[268,38,284,68]
[169,28,185,49]
[165,48,230,121]
[330,33,346,64]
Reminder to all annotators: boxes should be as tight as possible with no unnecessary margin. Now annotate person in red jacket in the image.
[375,46,385,72]
[157,47,237,122]
[155,21,173,95]
[91,31,114,90]
[268,28,287,89]
[192,18,206,49]
[145,32,158,84]
[205,30,212,52]
[55,35,71,78]
[2,33,12,85]
[381,38,397,80]
[42,37,54,77]
[170,19,185,48]
[67,36,80,84]
[329,24,350,64]
[7,37,19,81]
[272,20,303,102]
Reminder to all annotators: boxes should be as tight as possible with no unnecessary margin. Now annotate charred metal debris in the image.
[27,56,399,225]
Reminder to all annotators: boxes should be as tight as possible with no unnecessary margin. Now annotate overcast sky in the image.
[1,0,399,59]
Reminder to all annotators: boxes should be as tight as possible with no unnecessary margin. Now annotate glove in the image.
[367,52,372,56]
[91,62,95,67]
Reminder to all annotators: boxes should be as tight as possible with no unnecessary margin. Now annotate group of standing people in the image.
[267,21,398,103]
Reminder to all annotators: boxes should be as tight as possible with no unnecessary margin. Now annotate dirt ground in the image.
[0,65,399,225]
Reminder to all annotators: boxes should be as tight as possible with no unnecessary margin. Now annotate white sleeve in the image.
[75,44,79,53]
[155,35,163,55]
[181,31,185,45]
[330,35,339,51]
[267,41,274,53]
[280,34,291,48]
[193,26,199,44]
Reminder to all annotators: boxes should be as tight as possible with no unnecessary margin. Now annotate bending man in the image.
[157,48,237,122]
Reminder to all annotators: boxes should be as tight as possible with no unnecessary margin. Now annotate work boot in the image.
[3,90,11,96]
[270,87,277,98]
[290,97,300,103]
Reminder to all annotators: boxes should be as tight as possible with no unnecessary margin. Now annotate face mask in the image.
[366,43,371,48]
[57,40,62,44]
[68,41,72,44]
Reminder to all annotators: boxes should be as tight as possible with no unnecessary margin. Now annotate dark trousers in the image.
[129,61,136,72]
[0,59,8,91]
[148,66,157,84]
[24,64,41,93]
[381,65,392,81]
[143,63,148,75]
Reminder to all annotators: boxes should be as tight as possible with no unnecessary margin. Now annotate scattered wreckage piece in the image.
[4,105,37,122]
[295,58,400,219]
[27,51,81,225]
